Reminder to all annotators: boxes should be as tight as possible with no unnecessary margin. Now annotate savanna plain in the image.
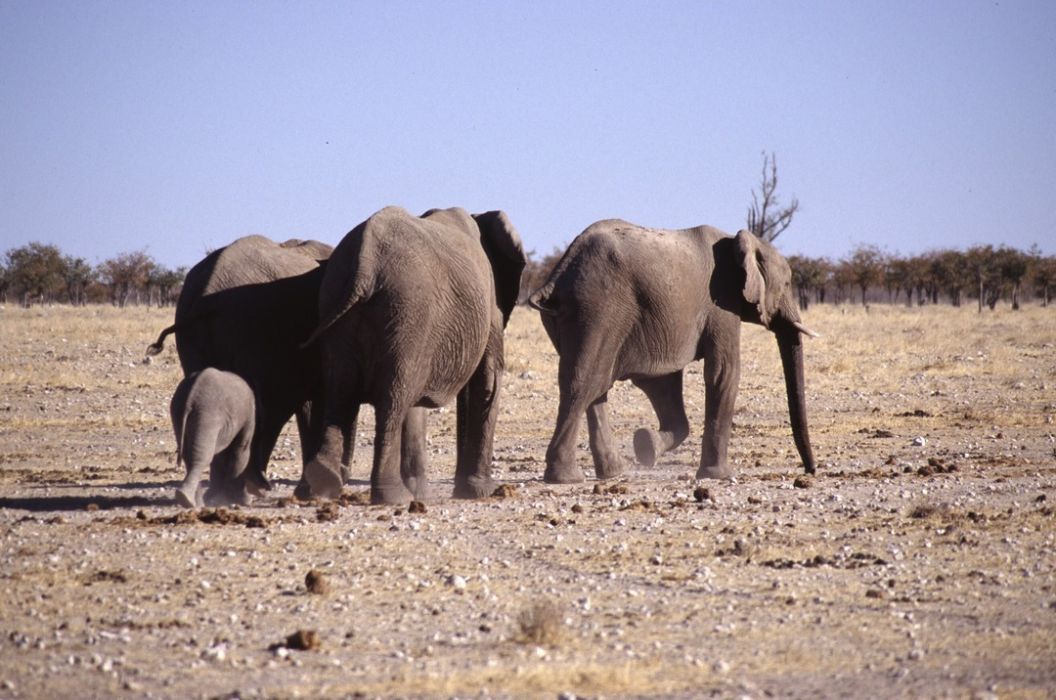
[0,303,1054,699]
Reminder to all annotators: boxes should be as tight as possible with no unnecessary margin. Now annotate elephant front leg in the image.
[697,341,741,480]
[631,372,691,467]
[586,393,626,480]
[453,354,501,499]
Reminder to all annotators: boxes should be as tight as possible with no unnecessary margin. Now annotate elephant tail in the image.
[146,324,177,357]
[300,285,370,349]
[145,306,219,358]
[526,283,559,315]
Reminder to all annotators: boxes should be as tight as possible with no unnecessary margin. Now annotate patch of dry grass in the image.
[356,658,714,699]
[0,305,182,395]
[516,599,566,646]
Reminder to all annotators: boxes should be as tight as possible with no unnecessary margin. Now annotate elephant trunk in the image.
[776,327,816,474]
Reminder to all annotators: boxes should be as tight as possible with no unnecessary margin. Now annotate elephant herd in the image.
[148,206,818,508]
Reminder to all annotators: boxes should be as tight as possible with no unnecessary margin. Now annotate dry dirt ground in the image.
[0,303,1054,699]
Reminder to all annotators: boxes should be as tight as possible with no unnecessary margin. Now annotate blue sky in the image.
[2,1,1054,269]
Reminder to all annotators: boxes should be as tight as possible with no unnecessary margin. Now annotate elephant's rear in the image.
[314,207,492,406]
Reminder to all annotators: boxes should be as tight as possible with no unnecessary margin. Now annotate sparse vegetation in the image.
[516,600,566,647]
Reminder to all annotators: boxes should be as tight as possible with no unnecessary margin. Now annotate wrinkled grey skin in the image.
[303,206,527,505]
[170,368,256,508]
[529,221,817,483]
[147,236,337,502]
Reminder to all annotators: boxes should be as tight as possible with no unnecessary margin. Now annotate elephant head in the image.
[735,229,816,336]
[473,210,528,327]
[734,229,818,473]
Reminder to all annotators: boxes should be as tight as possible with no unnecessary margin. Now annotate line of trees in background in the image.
[4,239,1054,312]
[0,242,185,307]
[519,242,1056,312]
[786,244,1055,311]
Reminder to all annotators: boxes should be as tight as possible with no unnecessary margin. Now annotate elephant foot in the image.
[305,459,344,500]
[175,487,197,509]
[293,479,313,501]
[633,428,664,467]
[592,452,626,481]
[402,475,430,501]
[543,462,585,484]
[203,484,252,508]
[371,482,413,505]
[243,469,271,496]
[696,464,735,480]
[453,475,495,499]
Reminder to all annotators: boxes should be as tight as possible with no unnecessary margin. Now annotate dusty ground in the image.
[0,303,1054,699]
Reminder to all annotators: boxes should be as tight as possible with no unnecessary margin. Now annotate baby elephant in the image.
[170,368,256,508]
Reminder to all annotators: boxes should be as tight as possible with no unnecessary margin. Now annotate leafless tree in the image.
[746,151,800,243]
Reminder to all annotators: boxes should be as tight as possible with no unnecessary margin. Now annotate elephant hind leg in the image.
[453,346,503,499]
[175,482,199,508]
[370,402,414,505]
[401,407,429,500]
[545,372,611,484]
[293,401,355,500]
[544,321,623,484]
[631,372,690,467]
[543,399,586,484]
[587,393,626,480]
[174,414,218,508]
[244,412,286,495]
[204,433,253,507]
[304,397,360,500]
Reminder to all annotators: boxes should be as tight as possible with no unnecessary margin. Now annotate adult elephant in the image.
[302,206,526,505]
[147,235,339,501]
[528,221,818,483]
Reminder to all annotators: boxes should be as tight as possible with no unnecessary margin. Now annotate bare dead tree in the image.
[746,151,800,243]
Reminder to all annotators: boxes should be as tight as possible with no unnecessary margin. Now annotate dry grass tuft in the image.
[516,599,566,647]
[908,502,959,521]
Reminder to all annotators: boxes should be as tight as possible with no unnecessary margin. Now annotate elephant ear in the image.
[473,211,528,327]
[736,229,771,327]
